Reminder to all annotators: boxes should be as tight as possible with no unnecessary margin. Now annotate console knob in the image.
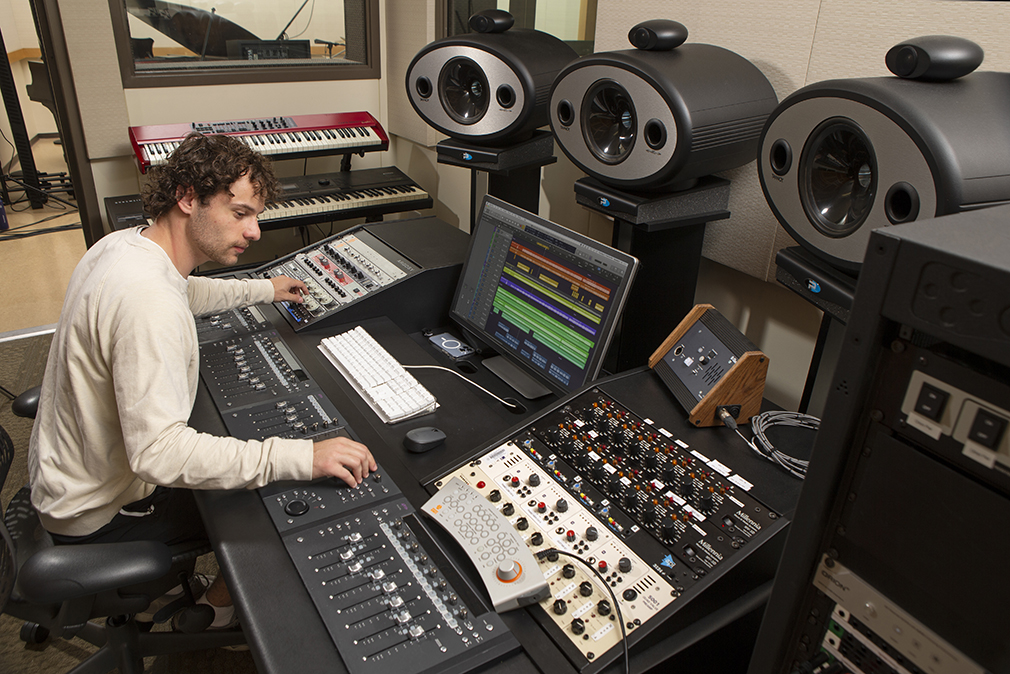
[516,517,529,531]
[553,599,567,615]
[571,618,585,635]
[556,498,569,513]
[619,557,632,573]
[537,502,547,513]
[284,499,309,516]
[502,502,515,516]
[489,489,502,502]
[623,588,638,601]
[496,560,521,582]
[585,526,599,541]
[562,564,576,579]
[530,532,544,546]
[597,599,612,616]
[529,474,541,487]
[579,581,593,597]
[566,529,576,542]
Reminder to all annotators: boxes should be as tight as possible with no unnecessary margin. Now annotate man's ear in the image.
[175,186,198,215]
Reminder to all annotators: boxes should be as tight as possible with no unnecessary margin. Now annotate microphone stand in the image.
[276,0,311,40]
[199,8,216,60]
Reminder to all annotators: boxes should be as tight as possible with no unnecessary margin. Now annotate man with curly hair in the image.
[28,133,375,629]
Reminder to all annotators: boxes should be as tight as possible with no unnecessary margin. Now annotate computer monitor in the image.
[451,196,639,398]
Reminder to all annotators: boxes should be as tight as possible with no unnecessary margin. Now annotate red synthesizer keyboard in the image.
[128,112,389,173]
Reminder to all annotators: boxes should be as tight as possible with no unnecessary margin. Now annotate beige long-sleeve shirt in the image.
[29,227,313,537]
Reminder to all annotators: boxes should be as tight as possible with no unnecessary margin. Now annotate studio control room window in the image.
[109,0,379,87]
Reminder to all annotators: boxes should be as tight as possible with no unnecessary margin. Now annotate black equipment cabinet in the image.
[749,205,1010,674]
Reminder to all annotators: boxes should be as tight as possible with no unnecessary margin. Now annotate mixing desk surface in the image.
[190,217,807,674]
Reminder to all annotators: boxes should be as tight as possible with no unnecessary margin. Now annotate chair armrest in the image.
[18,540,172,603]
[12,385,41,419]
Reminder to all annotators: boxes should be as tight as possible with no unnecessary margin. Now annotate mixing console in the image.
[195,305,273,344]
[257,227,419,331]
[431,388,783,672]
[261,474,519,674]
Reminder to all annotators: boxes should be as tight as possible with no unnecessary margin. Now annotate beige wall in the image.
[39,0,1010,410]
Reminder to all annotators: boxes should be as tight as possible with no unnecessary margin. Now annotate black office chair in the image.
[0,386,245,673]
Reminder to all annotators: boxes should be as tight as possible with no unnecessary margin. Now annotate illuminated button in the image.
[476,481,486,489]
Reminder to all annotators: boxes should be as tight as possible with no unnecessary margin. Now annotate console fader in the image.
[260,474,520,674]
[431,388,784,673]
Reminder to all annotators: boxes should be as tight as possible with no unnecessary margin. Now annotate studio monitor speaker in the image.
[759,36,1010,273]
[549,21,777,191]
[405,11,577,145]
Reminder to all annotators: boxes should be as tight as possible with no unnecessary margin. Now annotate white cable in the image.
[737,410,819,479]
[402,364,521,409]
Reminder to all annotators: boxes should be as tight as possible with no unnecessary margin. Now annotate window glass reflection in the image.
[121,0,363,73]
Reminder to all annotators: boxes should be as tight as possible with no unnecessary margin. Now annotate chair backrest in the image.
[0,425,16,609]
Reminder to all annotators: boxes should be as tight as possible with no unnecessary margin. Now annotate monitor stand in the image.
[482,356,552,400]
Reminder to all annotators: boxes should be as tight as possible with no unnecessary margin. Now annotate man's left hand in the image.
[270,275,308,303]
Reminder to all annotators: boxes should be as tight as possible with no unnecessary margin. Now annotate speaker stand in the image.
[774,246,858,416]
[574,176,732,373]
[436,131,557,229]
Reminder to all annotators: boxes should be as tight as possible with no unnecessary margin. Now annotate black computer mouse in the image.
[403,426,446,453]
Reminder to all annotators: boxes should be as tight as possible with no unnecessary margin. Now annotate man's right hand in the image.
[312,436,376,487]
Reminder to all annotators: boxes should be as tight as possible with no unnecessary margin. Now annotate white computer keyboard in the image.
[318,326,437,424]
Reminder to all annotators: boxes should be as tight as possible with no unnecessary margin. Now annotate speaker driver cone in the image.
[439,57,490,124]
[582,80,637,164]
[800,118,877,238]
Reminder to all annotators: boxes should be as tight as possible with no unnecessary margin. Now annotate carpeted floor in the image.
[0,331,259,673]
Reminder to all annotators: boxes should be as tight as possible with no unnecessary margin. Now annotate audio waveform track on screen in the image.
[488,239,614,381]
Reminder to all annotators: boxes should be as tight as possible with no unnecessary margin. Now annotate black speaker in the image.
[405,12,577,145]
[758,37,1010,274]
[549,21,777,191]
[749,205,1010,674]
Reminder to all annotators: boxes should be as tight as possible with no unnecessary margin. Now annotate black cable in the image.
[4,174,77,210]
[535,547,630,674]
[0,222,82,240]
[0,383,16,400]
[1,210,79,233]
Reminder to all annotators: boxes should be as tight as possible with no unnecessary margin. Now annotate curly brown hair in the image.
[141,133,279,219]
